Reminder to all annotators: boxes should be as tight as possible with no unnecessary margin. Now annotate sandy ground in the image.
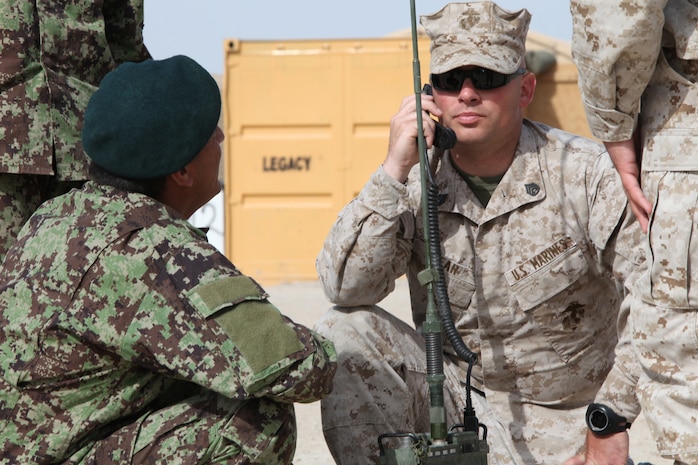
[266,278,670,465]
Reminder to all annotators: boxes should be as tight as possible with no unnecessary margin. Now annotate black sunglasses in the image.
[430,67,526,92]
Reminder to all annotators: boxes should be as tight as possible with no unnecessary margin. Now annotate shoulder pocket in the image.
[187,275,305,377]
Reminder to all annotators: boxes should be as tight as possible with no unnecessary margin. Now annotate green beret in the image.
[82,55,221,179]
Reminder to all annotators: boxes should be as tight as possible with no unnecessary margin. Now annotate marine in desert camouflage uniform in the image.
[0,0,150,262]
[0,56,336,464]
[314,2,644,465]
[569,1,698,464]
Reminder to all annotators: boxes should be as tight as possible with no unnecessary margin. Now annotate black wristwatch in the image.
[585,403,631,436]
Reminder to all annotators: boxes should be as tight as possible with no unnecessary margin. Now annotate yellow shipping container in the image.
[222,33,588,285]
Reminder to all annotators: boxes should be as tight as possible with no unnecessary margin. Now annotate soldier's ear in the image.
[519,72,536,108]
[168,165,195,188]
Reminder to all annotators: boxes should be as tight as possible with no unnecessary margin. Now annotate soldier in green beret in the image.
[0,0,151,263]
[0,55,336,464]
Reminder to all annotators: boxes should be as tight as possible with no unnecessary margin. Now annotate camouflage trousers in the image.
[65,392,297,465]
[0,173,84,262]
[314,305,587,465]
[633,170,698,463]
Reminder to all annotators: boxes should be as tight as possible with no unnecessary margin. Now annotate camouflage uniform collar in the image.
[433,123,546,224]
[80,181,203,237]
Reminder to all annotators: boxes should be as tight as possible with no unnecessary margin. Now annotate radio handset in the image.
[422,84,457,150]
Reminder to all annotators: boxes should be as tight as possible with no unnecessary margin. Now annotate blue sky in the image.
[143,1,573,75]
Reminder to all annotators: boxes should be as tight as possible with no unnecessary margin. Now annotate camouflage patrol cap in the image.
[420,1,531,75]
[82,55,221,180]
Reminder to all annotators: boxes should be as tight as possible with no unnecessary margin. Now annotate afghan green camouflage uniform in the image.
[571,1,698,462]
[0,0,150,260]
[0,182,337,464]
[315,120,644,465]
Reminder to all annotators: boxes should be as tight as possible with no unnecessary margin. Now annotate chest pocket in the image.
[504,237,608,365]
[505,237,588,310]
[442,259,478,337]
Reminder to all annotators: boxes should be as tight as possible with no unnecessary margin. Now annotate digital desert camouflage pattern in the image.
[0,182,336,464]
[420,2,530,75]
[572,0,698,461]
[0,0,150,260]
[315,120,644,465]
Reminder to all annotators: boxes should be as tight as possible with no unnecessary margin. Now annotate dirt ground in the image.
[266,278,670,465]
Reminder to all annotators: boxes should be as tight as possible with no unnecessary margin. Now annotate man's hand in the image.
[562,430,630,465]
[382,94,443,183]
[604,139,652,233]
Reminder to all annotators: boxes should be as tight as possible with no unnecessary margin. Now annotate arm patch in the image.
[188,275,304,373]
[214,300,305,374]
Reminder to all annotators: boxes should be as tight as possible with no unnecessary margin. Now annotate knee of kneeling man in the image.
[314,304,390,342]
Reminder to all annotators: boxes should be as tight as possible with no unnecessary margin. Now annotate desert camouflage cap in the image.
[420,1,531,75]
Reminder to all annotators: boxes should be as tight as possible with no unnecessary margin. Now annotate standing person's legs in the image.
[634,171,698,463]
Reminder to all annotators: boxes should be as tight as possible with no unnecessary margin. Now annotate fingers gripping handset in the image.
[383,86,456,183]
[422,84,456,150]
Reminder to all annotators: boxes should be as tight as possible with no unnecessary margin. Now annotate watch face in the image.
[589,408,609,431]
[586,403,630,436]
